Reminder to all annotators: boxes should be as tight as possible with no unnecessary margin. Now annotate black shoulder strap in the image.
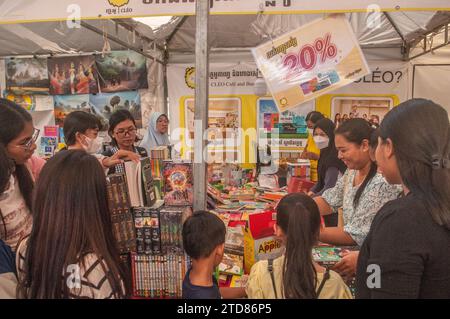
[267,259,278,299]
[316,268,331,298]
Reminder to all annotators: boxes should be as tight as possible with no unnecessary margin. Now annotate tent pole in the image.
[193,0,210,212]
[80,21,165,65]
[383,12,410,61]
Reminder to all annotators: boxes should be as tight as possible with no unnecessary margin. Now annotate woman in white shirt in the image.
[0,99,39,251]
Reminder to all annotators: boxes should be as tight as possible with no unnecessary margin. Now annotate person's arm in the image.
[319,227,357,246]
[220,287,247,299]
[332,251,359,281]
[314,171,347,216]
[309,182,319,195]
[315,167,340,196]
[314,197,333,216]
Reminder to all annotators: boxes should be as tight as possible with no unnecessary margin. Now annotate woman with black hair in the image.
[356,99,450,298]
[17,150,129,299]
[63,111,140,170]
[309,118,347,196]
[246,193,352,299]
[0,99,41,251]
[313,119,402,247]
[0,143,18,298]
[103,109,148,175]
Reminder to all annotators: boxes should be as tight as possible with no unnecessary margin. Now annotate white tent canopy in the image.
[0,11,449,61]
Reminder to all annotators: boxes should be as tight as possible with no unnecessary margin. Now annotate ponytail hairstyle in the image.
[335,118,377,208]
[0,98,34,211]
[277,193,322,299]
[379,99,450,229]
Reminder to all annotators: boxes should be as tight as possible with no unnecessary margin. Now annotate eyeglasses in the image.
[15,128,40,150]
[114,127,137,138]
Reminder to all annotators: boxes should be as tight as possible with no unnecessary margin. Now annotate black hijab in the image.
[314,118,347,190]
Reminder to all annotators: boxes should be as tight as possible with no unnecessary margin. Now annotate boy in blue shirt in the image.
[182,211,225,299]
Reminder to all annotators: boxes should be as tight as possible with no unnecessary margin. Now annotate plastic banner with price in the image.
[252,15,370,113]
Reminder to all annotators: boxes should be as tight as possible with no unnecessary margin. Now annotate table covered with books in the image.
[107,149,355,298]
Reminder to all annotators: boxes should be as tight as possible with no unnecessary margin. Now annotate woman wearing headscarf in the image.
[141,112,170,151]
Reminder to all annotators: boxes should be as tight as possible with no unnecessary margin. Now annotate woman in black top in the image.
[309,118,347,196]
[356,99,450,298]
[103,110,148,175]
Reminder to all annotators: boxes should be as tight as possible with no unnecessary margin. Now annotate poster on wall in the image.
[316,61,410,123]
[48,56,99,95]
[183,97,241,162]
[253,15,370,113]
[53,94,90,127]
[5,93,36,111]
[5,58,50,94]
[89,91,142,128]
[96,51,148,93]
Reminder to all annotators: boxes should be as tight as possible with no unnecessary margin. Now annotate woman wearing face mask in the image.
[308,118,346,197]
[63,111,140,170]
[356,99,450,299]
[313,119,402,247]
[103,110,148,175]
[140,112,170,152]
[301,111,325,182]
[0,99,42,251]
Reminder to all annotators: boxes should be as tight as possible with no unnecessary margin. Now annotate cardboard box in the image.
[244,210,283,274]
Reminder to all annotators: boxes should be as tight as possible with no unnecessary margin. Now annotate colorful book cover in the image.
[163,161,194,206]
[312,247,342,265]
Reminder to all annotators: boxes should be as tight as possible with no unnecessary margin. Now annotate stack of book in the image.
[133,201,165,255]
[218,225,244,276]
[131,253,191,299]
[228,189,255,202]
[131,203,193,299]
[106,174,137,254]
[149,146,170,178]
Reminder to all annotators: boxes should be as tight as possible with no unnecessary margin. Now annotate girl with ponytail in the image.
[246,193,352,299]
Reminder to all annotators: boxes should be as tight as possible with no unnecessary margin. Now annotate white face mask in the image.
[313,135,330,150]
[82,135,103,154]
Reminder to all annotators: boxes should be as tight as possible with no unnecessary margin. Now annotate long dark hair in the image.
[379,99,450,229]
[314,118,346,190]
[108,109,139,147]
[18,150,129,298]
[63,111,102,146]
[336,119,377,208]
[0,143,13,238]
[0,99,34,210]
[277,193,322,299]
